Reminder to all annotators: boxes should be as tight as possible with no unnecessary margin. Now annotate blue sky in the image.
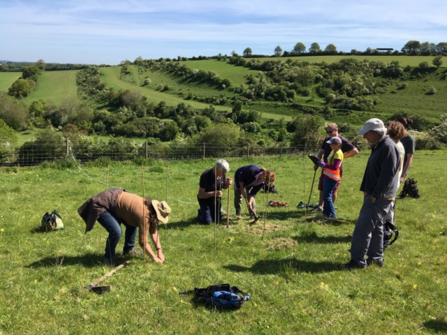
[2,0,447,65]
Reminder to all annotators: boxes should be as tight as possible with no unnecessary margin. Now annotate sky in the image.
[1,0,447,65]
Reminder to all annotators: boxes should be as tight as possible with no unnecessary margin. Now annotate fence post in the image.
[145,140,148,159]
[65,138,69,157]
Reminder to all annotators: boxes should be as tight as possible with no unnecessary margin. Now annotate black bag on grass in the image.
[383,220,399,250]
[181,284,250,310]
[41,210,64,231]
[399,178,420,199]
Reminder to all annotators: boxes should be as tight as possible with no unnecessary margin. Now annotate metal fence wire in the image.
[0,140,330,166]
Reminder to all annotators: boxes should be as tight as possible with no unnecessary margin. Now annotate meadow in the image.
[1,150,446,334]
[0,72,21,92]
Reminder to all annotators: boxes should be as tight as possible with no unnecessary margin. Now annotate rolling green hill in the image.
[253,55,445,67]
[0,72,21,92]
[26,70,79,105]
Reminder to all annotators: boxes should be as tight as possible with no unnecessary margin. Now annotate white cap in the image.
[357,118,387,135]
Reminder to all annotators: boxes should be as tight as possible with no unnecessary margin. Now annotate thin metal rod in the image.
[226,186,230,228]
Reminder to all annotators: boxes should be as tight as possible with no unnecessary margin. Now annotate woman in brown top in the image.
[78,189,171,266]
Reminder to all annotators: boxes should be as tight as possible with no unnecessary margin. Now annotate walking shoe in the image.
[366,258,384,267]
[104,257,116,266]
[310,206,323,212]
[341,259,367,271]
[123,248,143,256]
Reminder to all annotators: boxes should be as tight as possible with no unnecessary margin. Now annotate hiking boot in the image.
[366,258,384,267]
[104,257,116,266]
[341,259,367,271]
[123,248,143,256]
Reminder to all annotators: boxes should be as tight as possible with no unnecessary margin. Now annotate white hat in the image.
[357,118,387,135]
[151,200,171,224]
[326,136,342,145]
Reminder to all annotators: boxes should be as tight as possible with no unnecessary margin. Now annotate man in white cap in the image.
[197,159,232,224]
[342,118,400,270]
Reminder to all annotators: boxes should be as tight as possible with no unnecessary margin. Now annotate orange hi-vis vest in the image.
[323,150,343,182]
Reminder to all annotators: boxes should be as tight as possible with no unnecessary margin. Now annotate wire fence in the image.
[0,140,338,166]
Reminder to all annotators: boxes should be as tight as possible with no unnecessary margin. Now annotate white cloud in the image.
[1,0,446,64]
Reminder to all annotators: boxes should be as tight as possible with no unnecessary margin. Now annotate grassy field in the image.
[25,70,79,105]
[0,72,21,92]
[181,59,257,86]
[1,150,446,334]
[255,55,446,67]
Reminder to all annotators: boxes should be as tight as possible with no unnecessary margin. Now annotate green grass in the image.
[1,150,446,334]
[180,59,257,86]
[0,72,21,92]
[100,66,232,111]
[25,70,79,105]
[254,55,445,67]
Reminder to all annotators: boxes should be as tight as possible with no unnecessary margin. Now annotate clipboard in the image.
[308,154,320,166]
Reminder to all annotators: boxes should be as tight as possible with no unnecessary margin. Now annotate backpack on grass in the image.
[180,284,250,310]
[399,178,420,199]
[384,220,399,250]
[41,210,64,232]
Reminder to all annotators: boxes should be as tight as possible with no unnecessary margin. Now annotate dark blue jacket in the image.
[234,165,264,197]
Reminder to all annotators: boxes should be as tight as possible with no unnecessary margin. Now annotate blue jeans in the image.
[322,177,339,218]
[97,210,137,259]
[198,198,222,224]
[350,195,392,265]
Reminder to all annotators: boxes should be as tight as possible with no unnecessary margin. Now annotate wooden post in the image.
[145,140,148,159]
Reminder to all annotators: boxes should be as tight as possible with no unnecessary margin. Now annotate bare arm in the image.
[138,223,163,263]
[343,147,359,159]
[400,153,414,182]
[198,187,222,199]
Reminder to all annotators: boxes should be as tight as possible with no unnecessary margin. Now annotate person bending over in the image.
[234,165,275,219]
[78,189,171,266]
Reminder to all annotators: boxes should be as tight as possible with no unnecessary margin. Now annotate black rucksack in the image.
[384,220,399,250]
[399,178,420,199]
[181,284,250,310]
[41,210,64,232]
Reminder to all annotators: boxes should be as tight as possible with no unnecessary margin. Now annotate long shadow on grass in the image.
[224,258,340,274]
[26,252,108,268]
[423,319,447,332]
[293,232,352,244]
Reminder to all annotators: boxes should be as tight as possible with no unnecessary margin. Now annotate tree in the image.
[436,42,447,53]
[274,46,283,57]
[433,56,443,68]
[0,119,17,163]
[324,44,337,54]
[292,42,306,54]
[243,47,252,57]
[8,79,36,98]
[22,65,42,80]
[309,42,321,54]
[290,114,325,147]
[401,40,421,54]
[0,92,28,129]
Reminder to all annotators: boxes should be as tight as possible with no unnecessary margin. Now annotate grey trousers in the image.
[350,195,392,265]
[234,188,256,215]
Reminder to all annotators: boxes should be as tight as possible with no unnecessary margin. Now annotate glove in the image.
[318,161,325,168]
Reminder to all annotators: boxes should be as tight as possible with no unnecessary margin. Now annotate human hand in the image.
[371,196,377,204]
[318,161,325,168]
[215,190,222,197]
[226,178,233,187]
[241,190,247,199]
[157,250,165,263]
[400,176,405,183]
